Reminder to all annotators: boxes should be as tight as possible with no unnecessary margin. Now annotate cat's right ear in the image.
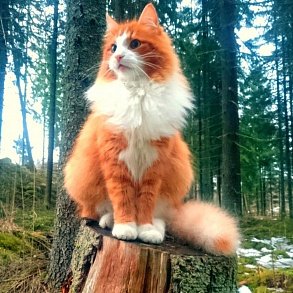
[138,3,159,27]
[106,14,118,31]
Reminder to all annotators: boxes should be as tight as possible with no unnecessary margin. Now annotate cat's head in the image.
[99,4,179,82]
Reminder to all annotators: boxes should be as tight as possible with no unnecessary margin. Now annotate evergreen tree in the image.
[47,0,106,288]
[239,62,278,214]
[0,0,9,148]
[219,0,242,215]
[8,0,35,170]
[45,0,59,207]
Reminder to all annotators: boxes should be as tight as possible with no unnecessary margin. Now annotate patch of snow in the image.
[245,264,257,269]
[238,285,252,293]
[239,236,293,269]
[251,237,271,245]
[275,258,293,268]
[237,248,262,257]
[257,254,273,267]
[256,254,293,269]
[261,247,272,253]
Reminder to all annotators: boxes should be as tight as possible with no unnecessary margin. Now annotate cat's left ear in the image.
[106,14,118,30]
[138,3,159,27]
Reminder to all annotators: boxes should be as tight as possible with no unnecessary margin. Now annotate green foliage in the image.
[239,218,293,292]
[239,61,279,214]
[14,206,55,232]
[0,158,55,292]
[239,268,293,293]
[0,232,33,254]
[0,158,54,216]
[0,227,52,293]
[240,218,293,243]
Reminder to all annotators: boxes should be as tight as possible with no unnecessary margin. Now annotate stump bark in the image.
[65,220,237,293]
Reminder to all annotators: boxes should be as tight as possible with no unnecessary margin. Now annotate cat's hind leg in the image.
[96,200,114,228]
[99,212,114,229]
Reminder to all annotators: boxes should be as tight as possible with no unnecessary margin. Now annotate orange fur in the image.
[64,4,240,255]
[98,12,178,82]
[65,117,192,224]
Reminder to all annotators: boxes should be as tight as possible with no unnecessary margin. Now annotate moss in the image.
[13,206,55,232]
[0,227,51,293]
[240,218,293,244]
[273,249,290,258]
[0,232,33,254]
[238,266,293,292]
[171,255,237,292]
[0,247,18,266]
[254,286,268,292]
[238,218,293,292]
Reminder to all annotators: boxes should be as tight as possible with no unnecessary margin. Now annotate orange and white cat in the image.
[64,4,240,255]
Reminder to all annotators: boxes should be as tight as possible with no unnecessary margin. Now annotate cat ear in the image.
[106,14,118,30]
[138,3,159,27]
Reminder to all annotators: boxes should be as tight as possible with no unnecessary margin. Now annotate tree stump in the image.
[65,220,237,293]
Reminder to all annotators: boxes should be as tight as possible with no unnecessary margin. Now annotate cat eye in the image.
[129,39,141,49]
[111,44,117,53]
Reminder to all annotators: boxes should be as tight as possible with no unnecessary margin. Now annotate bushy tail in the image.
[165,201,240,256]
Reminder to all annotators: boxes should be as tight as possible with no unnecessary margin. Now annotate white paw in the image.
[99,213,114,229]
[112,222,138,240]
[138,220,165,244]
[153,218,166,236]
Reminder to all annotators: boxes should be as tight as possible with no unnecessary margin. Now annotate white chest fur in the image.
[86,74,192,180]
[118,130,158,181]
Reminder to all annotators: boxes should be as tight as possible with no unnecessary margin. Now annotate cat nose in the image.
[115,54,124,62]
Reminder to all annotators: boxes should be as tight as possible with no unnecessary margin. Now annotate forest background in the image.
[0,0,293,292]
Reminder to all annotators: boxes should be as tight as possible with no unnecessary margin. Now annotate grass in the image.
[2,211,292,293]
[0,158,292,292]
[0,159,57,292]
[238,217,293,293]
[240,217,293,244]
[0,206,55,293]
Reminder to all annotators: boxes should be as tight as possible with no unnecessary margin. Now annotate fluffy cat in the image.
[64,3,240,255]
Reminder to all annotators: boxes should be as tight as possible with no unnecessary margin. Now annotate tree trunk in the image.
[274,20,286,219]
[42,115,46,169]
[0,0,9,148]
[9,2,35,170]
[47,0,106,288]
[197,69,204,199]
[45,0,59,208]
[217,159,222,205]
[290,63,293,218]
[219,0,242,216]
[269,168,274,217]
[261,174,266,216]
[65,221,238,293]
[201,0,213,201]
[13,61,35,170]
[282,34,293,219]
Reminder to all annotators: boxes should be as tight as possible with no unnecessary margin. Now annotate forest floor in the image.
[0,206,292,293]
[0,204,55,293]
[238,218,293,293]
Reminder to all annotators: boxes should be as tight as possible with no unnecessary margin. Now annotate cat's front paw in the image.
[99,213,114,229]
[112,222,138,240]
[138,219,165,244]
